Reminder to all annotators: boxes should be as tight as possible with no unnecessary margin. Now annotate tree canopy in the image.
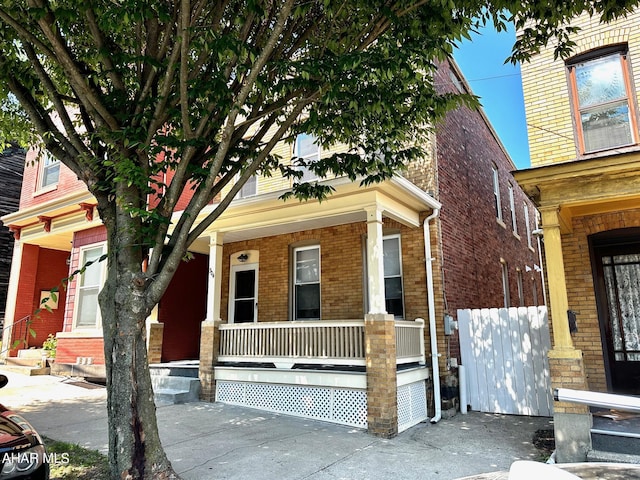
[1,1,638,479]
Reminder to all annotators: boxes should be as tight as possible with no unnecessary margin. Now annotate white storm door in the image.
[229,264,258,323]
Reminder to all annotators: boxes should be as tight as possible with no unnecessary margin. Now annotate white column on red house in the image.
[0,240,23,359]
[364,205,398,438]
[199,231,224,401]
[206,232,224,323]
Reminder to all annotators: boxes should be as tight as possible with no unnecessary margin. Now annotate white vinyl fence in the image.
[458,306,553,417]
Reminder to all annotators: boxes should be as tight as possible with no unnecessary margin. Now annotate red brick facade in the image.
[427,61,543,360]
[18,149,88,210]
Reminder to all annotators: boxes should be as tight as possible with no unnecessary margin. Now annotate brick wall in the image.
[55,336,105,364]
[520,11,640,166]
[29,248,69,348]
[10,244,39,353]
[412,60,545,362]
[8,244,68,352]
[19,148,89,210]
[220,220,430,324]
[63,226,107,332]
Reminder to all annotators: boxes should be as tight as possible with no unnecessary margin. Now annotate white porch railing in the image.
[218,318,425,368]
[396,318,426,364]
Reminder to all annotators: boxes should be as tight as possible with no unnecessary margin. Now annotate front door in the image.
[592,232,640,394]
[230,264,258,323]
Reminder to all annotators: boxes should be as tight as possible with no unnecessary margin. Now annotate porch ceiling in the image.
[189,175,439,253]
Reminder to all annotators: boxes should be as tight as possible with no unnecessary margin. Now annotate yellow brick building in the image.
[515,10,640,463]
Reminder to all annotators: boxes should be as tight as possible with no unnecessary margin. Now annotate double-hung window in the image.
[293,245,320,320]
[508,184,517,235]
[492,165,503,222]
[568,48,638,154]
[237,174,257,198]
[524,203,533,249]
[383,235,404,318]
[294,133,320,182]
[74,244,106,329]
[40,152,60,189]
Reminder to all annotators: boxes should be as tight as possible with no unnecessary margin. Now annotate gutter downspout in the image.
[423,208,442,423]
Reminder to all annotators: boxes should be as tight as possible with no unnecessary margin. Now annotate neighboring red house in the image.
[0,58,542,436]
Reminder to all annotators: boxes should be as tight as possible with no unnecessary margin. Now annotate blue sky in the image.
[453,23,531,170]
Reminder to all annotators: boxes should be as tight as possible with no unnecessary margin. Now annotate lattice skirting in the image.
[397,380,428,432]
[216,379,428,431]
[216,381,368,428]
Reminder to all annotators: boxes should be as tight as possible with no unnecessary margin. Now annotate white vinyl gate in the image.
[458,306,553,417]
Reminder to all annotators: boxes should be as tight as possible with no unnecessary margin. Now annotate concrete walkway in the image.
[0,370,553,480]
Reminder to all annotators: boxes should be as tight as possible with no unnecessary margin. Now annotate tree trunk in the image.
[98,197,180,480]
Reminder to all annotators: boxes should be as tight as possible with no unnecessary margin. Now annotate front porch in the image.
[200,318,430,434]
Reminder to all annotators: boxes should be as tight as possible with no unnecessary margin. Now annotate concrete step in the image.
[587,449,640,464]
[151,375,200,405]
[590,411,640,461]
[16,348,46,359]
[149,361,199,378]
[6,357,44,367]
[591,428,640,456]
[0,364,51,376]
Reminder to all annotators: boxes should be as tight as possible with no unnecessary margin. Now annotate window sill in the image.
[512,232,521,241]
[57,328,103,338]
[579,143,640,160]
[496,218,506,229]
[32,184,58,197]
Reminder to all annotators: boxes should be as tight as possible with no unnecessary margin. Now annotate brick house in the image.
[514,11,640,461]
[1,58,542,436]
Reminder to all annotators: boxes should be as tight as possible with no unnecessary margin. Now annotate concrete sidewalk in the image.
[0,370,553,480]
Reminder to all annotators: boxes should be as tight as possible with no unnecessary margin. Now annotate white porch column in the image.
[1,240,22,359]
[206,232,224,322]
[366,206,387,314]
[201,232,224,401]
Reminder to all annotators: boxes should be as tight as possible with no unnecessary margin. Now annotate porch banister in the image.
[218,319,425,367]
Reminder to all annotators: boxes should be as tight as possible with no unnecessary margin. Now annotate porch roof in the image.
[0,189,99,251]
[514,150,640,234]
[1,174,439,253]
[189,175,440,253]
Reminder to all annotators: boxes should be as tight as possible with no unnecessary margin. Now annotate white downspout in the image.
[423,208,442,423]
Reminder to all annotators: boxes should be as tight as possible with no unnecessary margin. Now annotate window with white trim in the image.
[293,245,320,320]
[501,261,510,308]
[492,165,502,222]
[568,48,638,154]
[40,152,60,189]
[383,235,404,318]
[237,174,257,198]
[524,203,533,249]
[74,244,107,329]
[517,269,525,307]
[509,183,517,235]
[294,133,320,182]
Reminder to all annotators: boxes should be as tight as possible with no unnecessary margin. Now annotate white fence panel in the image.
[458,306,553,417]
